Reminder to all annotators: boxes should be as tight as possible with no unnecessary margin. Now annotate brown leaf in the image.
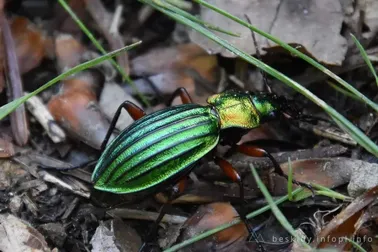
[48,77,112,149]
[55,34,86,72]
[280,158,378,197]
[10,17,47,74]
[280,158,352,189]
[179,202,248,252]
[0,134,15,158]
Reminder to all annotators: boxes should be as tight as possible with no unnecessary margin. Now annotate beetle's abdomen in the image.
[92,104,220,194]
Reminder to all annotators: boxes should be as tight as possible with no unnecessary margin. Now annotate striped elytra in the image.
[92,104,220,194]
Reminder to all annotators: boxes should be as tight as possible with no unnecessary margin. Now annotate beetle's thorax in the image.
[207,90,261,130]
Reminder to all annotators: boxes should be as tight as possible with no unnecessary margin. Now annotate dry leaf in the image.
[10,17,48,74]
[280,158,378,197]
[190,0,347,65]
[280,158,352,189]
[90,219,142,252]
[99,82,142,131]
[55,34,86,72]
[129,43,219,104]
[179,202,249,252]
[48,76,112,150]
[0,214,51,252]
[0,134,15,158]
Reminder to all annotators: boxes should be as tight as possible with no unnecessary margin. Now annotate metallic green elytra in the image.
[92,104,220,194]
[92,90,288,194]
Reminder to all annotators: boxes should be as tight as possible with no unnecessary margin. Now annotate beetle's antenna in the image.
[244,14,272,94]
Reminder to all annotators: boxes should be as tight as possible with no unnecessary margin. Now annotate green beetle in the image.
[92,88,294,195]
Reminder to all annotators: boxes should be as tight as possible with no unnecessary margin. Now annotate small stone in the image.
[348,161,378,197]
[9,195,23,215]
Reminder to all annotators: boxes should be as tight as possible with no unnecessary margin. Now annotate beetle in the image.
[86,87,310,251]
[93,88,298,195]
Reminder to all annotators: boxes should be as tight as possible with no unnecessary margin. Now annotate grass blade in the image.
[250,164,312,250]
[350,34,378,87]
[344,237,367,252]
[0,42,141,120]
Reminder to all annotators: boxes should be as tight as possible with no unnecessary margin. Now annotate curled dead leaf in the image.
[48,76,111,149]
[178,202,248,251]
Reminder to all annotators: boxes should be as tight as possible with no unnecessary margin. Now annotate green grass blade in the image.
[58,0,150,107]
[327,81,364,102]
[163,187,304,252]
[142,0,378,156]
[0,42,141,120]
[250,164,312,250]
[311,183,352,201]
[192,0,378,114]
[344,237,367,252]
[350,34,378,87]
[165,0,192,10]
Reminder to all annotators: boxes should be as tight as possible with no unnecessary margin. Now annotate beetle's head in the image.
[252,93,302,122]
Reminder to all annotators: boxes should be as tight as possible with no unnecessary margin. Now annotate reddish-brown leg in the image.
[101,101,146,151]
[236,145,283,176]
[167,87,193,105]
[236,144,313,191]
[214,157,265,252]
[140,177,188,252]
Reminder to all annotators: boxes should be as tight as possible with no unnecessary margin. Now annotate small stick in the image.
[25,93,66,143]
[244,14,272,93]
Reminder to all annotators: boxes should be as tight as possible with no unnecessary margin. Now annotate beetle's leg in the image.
[167,87,193,106]
[214,157,265,252]
[101,101,146,151]
[236,144,314,192]
[139,178,187,252]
